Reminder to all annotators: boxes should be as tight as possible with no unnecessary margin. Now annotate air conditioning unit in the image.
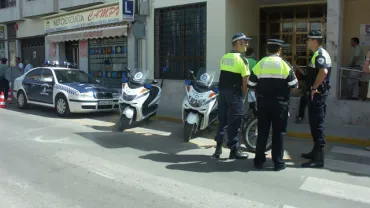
[139,0,150,16]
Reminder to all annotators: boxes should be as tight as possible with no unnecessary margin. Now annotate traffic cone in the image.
[0,91,6,109]
[7,88,12,104]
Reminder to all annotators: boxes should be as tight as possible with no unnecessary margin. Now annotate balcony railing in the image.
[339,67,370,101]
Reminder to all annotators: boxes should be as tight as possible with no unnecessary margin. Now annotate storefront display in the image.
[88,37,128,79]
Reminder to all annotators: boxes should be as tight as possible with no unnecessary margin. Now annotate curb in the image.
[152,116,370,147]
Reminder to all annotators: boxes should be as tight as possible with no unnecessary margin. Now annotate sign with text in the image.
[44,4,122,33]
[120,0,135,21]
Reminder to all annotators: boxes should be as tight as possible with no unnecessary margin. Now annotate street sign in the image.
[121,0,135,21]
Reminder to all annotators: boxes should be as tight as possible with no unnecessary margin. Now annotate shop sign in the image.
[44,4,122,33]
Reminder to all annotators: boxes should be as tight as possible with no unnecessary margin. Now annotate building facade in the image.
[42,1,134,84]
[143,0,370,126]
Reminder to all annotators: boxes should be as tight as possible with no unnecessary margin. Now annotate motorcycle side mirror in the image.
[126,67,131,71]
[96,80,101,84]
[188,70,194,74]
[152,80,158,84]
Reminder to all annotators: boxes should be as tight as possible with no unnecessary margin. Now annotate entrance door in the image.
[65,41,79,68]
[260,4,327,66]
[21,37,45,68]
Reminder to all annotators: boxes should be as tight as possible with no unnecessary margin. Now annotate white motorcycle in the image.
[116,68,162,131]
[182,68,219,142]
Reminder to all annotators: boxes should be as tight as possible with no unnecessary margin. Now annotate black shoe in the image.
[274,163,286,171]
[301,151,314,160]
[301,143,318,159]
[229,148,249,159]
[301,149,324,168]
[212,145,222,158]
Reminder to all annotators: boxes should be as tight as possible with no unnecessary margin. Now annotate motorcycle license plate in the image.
[99,100,113,105]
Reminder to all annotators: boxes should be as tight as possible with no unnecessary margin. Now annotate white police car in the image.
[12,67,120,117]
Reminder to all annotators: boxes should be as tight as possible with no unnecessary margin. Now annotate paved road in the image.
[1,104,370,208]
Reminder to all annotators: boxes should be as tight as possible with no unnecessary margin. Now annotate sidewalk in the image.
[153,115,370,146]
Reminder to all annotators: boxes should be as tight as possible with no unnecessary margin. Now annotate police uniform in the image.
[301,31,332,168]
[248,39,298,171]
[213,33,250,159]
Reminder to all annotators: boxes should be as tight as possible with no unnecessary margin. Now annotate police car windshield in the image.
[195,68,216,88]
[54,70,98,84]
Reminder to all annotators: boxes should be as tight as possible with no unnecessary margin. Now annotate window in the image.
[88,37,128,79]
[25,69,42,81]
[154,3,207,79]
[0,0,16,8]
[40,69,54,82]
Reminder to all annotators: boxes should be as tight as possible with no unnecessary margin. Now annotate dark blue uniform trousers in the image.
[254,98,289,166]
[214,89,243,149]
[307,92,328,146]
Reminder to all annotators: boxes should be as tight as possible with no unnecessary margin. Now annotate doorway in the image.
[21,36,45,68]
[65,41,79,68]
[260,4,327,66]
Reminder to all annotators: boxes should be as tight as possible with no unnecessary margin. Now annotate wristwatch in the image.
[311,86,317,91]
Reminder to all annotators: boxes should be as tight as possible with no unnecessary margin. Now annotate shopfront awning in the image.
[46,24,128,42]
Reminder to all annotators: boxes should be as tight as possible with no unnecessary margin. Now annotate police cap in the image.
[304,30,323,42]
[232,33,252,43]
[267,39,284,46]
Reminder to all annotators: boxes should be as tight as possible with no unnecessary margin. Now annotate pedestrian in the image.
[248,39,298,171]
[294,65,308,123]
[213,33,250,159]
[0,58,10,101]
[22,60,33,74]
[301,30,332,168]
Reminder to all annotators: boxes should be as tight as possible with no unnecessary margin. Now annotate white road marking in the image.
[325,159,370,176]
[56,150,276,208]
[33,136,71,144]
[330,146,370,158]
[300,176,370,204]
[125,127,172,136]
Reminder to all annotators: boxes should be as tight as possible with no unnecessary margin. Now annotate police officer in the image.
[301,30,332,168]
[0,58,10,101]
[248,39,298,171]
[213,33,250,159]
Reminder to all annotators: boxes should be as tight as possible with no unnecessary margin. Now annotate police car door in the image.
[39,68,55,104]
[22,68,43,102]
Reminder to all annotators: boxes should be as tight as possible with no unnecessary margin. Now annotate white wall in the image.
[17,19,45,38]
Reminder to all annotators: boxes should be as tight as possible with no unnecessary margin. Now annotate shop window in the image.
[88,37,128,79]
[154,3,206,79]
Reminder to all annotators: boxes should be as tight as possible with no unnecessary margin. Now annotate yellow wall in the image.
[342,0,370,65]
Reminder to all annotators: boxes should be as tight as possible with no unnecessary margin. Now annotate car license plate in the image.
[99,100,113,105]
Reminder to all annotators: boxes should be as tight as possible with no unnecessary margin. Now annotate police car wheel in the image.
[184,122,196,142]
[55,95,70,117]
[242,118,272,153]
[17,91,29,109]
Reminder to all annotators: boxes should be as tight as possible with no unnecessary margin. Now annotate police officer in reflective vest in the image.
[248,39,298,171]
[301,30,332,168]
[213,33,250,159]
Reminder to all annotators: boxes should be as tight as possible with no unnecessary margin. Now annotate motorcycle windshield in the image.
[129,68,149,86]
[195,68,217,88]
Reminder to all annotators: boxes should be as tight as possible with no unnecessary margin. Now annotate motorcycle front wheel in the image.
[242,118,272,153]
[184,122,197,142]
[115,115,132,132]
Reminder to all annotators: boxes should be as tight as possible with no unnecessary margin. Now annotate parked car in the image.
[13,67,120,117]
